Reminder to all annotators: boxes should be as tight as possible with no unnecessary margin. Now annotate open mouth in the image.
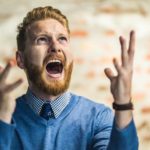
[46,59,63,78]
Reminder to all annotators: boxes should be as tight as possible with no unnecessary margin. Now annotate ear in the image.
[16,51,25,69]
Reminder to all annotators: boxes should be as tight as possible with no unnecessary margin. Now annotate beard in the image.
[24,54,73,96]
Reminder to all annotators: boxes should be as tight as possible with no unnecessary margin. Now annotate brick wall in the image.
[0,0,150,149]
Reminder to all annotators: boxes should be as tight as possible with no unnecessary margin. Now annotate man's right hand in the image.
[0,62,23,124]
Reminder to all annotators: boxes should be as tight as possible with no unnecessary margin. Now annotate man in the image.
[0,6,138,150]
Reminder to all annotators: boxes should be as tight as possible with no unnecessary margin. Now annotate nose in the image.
[47,39,62,54]
[51,48,61,53]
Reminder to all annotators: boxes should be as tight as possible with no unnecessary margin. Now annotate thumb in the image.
[104,68,114,82]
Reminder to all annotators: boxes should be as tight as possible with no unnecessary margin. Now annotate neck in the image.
[29,84,61,101]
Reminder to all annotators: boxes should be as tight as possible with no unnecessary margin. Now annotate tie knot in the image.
[40,103,54,120]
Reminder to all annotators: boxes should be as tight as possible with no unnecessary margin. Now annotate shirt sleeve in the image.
[92,107,114,150]
[0,119,16,150]
[107,119,139,150]
[92,107,139,150]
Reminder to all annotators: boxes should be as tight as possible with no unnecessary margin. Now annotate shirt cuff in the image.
[108,119,139,150]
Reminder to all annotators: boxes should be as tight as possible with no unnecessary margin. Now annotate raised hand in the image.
[0,62,23,123]
[104,31,135,105]
[104,31,135,128]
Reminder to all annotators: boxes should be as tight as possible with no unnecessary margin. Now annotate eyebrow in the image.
[29,34,69,43]
[32,31,68,37]
[57,33,69,38]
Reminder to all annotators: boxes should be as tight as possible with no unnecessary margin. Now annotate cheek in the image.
[25,48,45,66]
[62,48,73,64]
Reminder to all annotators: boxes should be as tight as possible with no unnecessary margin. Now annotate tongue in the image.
[46,66,62,78]
[48,66,59,74]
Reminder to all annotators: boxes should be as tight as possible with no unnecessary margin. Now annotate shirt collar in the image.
[25,89,71,118]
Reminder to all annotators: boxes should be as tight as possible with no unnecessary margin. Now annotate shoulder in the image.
[69,92,114,130]
[70,92,113,116]
[14,94,29,115]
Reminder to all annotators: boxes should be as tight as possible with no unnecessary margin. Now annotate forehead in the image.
[26,19,68,37]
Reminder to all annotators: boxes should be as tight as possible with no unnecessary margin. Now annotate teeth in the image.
[49,60,61,63]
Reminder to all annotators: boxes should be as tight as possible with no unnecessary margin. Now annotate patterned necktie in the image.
[40,103,54,120]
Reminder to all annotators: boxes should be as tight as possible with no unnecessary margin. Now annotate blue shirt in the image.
[0,93,138,150]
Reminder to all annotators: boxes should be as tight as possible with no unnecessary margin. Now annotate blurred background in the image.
[0,0,150,149]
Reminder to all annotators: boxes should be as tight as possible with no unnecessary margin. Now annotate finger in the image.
[0,62,12,82]
[119,36,128,67]
[104,68,115,81]
[0,66,3,73]
[128,30,135,63]
[113,58,122,75]
[4,79,23,93]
